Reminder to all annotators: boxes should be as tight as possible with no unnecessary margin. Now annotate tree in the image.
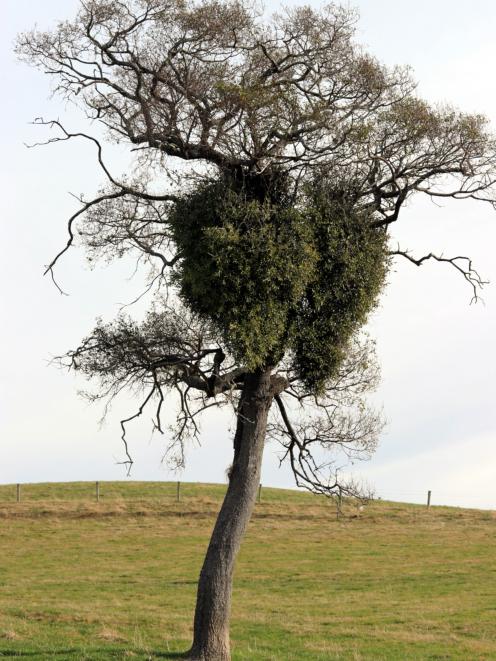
[17,1,495,659]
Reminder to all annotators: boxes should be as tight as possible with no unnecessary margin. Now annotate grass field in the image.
[0,481,495,660]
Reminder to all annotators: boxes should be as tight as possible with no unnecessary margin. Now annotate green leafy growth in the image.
[170,178,388,389]
[170,181,317,369]
[292,185,389,391]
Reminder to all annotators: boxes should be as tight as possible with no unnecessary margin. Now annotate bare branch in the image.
[43,189,127,286]
[271,334,384,498]
[390,247,487,303]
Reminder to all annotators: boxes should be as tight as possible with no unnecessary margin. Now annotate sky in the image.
[1,0,496,508]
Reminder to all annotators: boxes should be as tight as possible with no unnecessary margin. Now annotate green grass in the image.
[0,482,495,660]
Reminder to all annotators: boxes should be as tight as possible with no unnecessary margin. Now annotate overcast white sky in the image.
[2,1,496,508]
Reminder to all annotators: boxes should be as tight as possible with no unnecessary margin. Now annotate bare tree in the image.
[17,2,496,659]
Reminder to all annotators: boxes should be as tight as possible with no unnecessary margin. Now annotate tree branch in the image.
[390,247,487,302]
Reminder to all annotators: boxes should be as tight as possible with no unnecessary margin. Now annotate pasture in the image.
[0,482,495,660]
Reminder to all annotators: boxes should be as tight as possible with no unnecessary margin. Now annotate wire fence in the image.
[0,481,493,510]
[0,481,272,506]
[375,489,496,510]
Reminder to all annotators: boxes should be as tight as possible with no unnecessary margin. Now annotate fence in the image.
[0,481,449,509]
[374,489,496,510]
[0,481,269,505]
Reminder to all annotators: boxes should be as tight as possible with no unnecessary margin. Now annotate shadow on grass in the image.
[0,650,189,659]
[0,651,80,658]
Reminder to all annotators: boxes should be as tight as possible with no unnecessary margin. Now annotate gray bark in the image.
[187,370,274,661]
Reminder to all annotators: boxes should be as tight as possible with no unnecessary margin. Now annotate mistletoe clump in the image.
[171,178,388,389]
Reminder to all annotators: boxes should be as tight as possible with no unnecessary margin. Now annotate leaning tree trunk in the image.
[187,370,274,661]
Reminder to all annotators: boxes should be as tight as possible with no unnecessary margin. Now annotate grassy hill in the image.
[0,482,495,660]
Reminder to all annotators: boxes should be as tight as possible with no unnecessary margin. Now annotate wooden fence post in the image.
[258,483,262,503]
[427,490,432,508]
[96,481,100,503]
[16,484,21,503]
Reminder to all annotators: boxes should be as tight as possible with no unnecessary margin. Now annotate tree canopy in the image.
[16,0,493,465]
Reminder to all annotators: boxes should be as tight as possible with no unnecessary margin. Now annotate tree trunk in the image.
[187,370,274,661]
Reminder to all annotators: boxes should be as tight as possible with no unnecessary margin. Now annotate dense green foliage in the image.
[292,188,388,389]
[170,180,317,370]
[170,178,388,389]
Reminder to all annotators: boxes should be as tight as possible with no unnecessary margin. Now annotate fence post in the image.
[258,483,262,503]
[176,481,180,502]
[16,484,21,503]
[96,481,100,503]
[427,490,432,508]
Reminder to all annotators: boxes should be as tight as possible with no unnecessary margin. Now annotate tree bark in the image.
[187,370,274,661]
